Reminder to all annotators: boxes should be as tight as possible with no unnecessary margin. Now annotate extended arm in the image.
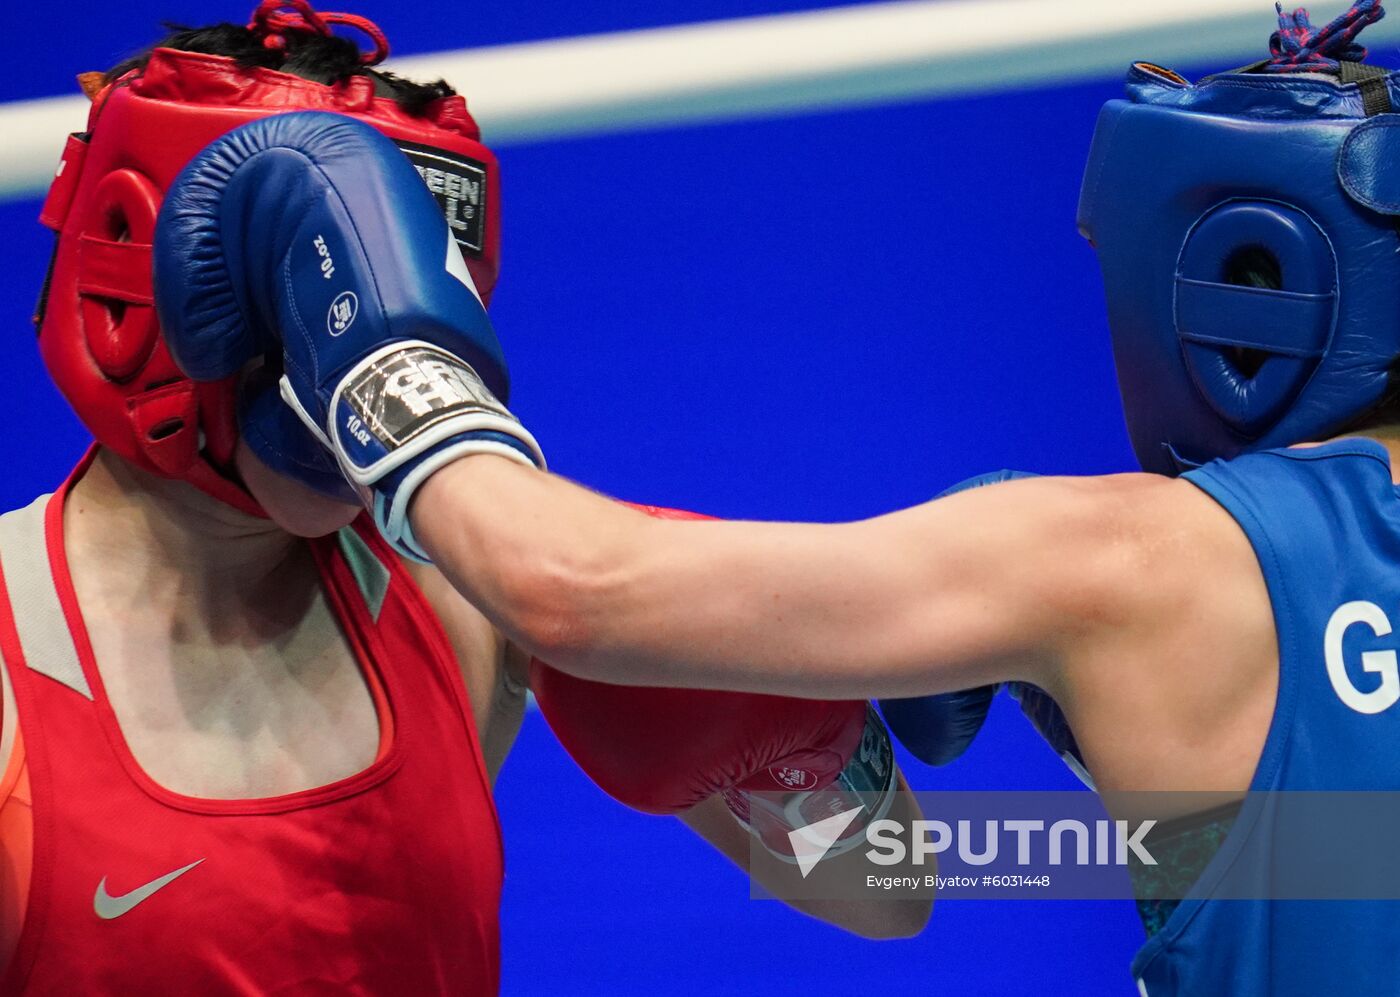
[413,456,1278,800]
[412,454,1146,700]
[146,112,1241,727]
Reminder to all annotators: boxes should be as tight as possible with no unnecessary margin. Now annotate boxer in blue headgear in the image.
[1081,0,1400,475]
[159,2,1400,994]
[879,0,1400,793]
[883,5,1400,991]
[892,0,1400,825]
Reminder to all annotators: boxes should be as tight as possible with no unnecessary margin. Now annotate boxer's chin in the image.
[236,443,362,538]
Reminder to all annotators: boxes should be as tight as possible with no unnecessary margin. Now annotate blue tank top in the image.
[1132,439,1400,996]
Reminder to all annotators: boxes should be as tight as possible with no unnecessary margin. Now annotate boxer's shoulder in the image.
[916,471,1247,635]
[1051,473,1276,797]
[0,492,58,768]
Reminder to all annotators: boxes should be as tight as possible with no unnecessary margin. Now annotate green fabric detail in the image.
[1129,801,1242,938]
[337,528,390,622]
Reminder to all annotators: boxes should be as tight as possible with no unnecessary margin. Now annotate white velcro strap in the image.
[325,339,544,483]
[378,437,540,563]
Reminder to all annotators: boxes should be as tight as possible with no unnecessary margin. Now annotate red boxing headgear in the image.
[35,1,501,515]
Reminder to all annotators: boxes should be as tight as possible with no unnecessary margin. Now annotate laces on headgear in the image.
[246,0,390,66]
[1266,0,1386,72]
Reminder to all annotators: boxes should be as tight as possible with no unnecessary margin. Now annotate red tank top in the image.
[0,455,503,994]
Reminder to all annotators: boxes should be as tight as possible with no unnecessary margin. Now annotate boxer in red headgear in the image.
[0,3,926,991]
[35,0,502,517]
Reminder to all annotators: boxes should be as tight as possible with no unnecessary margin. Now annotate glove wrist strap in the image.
[282,339,545,561]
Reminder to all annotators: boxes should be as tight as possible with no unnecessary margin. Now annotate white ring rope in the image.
[1,0,1394,200]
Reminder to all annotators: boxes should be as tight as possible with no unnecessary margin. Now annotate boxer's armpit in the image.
[481,642,532,784]
[403,554,528,782]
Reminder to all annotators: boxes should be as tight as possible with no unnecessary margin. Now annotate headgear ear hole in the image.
[1223,246,1283,291]
[1175,201,1337,435]
[147,418,185,442]
[1220,246,1284,378]
[104,300,129,332]
[79,169,161,382]
[98,197,133,244]
[1225,347,1270,379]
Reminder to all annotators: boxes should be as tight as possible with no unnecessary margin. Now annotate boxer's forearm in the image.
[412,455,655,676]
[412,456,920,697]
[411,456,1110,698]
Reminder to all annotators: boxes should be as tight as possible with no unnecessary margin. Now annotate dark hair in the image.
[1346,372,1400,434]
[104,22,456,116]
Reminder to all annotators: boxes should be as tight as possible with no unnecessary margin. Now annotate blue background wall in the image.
[3,2,1345,993]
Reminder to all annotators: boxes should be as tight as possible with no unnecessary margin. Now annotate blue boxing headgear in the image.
[1077,1,1400,475]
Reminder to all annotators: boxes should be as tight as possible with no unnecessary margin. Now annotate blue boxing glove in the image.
[879,470,1091,785]
[154,111,542,560]
[880,682,998,767]
[238,364,360,504]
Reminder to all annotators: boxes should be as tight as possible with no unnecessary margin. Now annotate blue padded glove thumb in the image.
[238,365,360,504]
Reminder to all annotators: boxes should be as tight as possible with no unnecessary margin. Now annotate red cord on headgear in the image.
[247,0,390,66]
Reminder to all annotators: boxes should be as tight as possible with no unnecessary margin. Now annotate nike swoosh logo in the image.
[94,859,204,920]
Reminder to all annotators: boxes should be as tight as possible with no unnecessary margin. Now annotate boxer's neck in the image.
[64,448,312,622]
[1373,432,1400,485]
[59,449,379,798]
[1320,428,1400,484]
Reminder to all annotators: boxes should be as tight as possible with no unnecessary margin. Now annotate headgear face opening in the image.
[35,1,501,514]
[1077,2,1400,475]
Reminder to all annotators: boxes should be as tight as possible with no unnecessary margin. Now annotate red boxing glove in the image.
[530,504,896,861]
